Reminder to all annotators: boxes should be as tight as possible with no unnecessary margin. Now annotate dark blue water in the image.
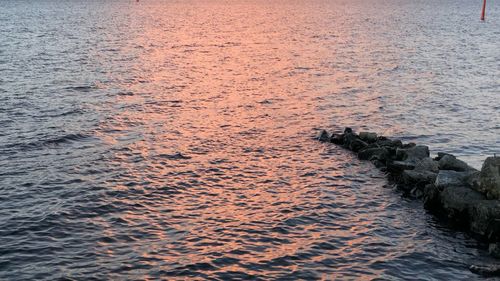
[1,0,499,279]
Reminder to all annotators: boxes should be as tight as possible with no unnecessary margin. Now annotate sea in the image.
[0,0,499,279]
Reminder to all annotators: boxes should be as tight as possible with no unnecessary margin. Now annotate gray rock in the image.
[438,154,474,172]
[489,243,500,259]
[386,160,416,174]
[359,132,378,143]
[435,170,476,190]
[396,145,430,162]
[480,156,500,199]
[470,264,500,277]
[402,170,437,186]
[469,200,500,240]
[358,147,390,161]
[371,159,386,170]
[318,130,329,142]
[411,186,424,198]
[414,157,439,173]
[466,171,481,191]
[342,133,358,149]
[434,152,454,161]
[376,138,403,148]
[440,185,485,224]
[423,184,441,210]
[330,133,344,145]
[402,142,417,148]
[349,138,368,152]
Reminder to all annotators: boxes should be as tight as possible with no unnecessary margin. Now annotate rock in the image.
[318,130,329,142]
[423,184,441,210]
[414,157,439,173]
[376,138,403,149]
[371,159,386,170]
[342,132,358,149]
[411,186,424,198]
[480,156,500,199]
[391,139,403,148]
[358,147,390,161]
[359,132,378,143]
[396,145,430,162]
[323,128,500,259]
[489,243,500,258]
[466,171,481,192]
[402,142,417,148]
[402,170,437,187]
[470,264,500,277]
[349,138,368,152]
[434,170,476,190]
[440,185,485,225]
[438,154,474,172]
[469,200,500,240]
[386,160,415,175]
[434,152,454,161]
[330,133,344,145]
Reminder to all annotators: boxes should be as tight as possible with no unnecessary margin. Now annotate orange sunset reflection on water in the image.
[90,3,398,278]
[2,0,499,279]
[65,0,499,279]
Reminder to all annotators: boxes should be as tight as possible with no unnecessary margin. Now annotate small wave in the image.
[42,133,91,146]
[295,66,313,71]
[42,108,85,118]
[1,133,94,152]
[117,91,134,96]
[65,85,98,92]
[156,152,192,160]
[257,99,273,104]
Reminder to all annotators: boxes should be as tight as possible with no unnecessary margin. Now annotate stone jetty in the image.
[319,127,500,274]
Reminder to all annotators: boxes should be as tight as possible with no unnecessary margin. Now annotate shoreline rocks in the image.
[318,128,500,273]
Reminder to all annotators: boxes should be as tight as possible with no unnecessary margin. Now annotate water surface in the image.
[1,0,499,279]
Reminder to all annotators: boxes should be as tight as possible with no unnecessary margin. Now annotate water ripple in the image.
[1,0,499,280]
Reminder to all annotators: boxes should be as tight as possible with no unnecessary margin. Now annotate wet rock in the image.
[371,159,386,170]
[358,147,390,161]
[440,185,485,225]
[344,127,353,134]
[423,184,441,210]
[411,186,424,198]
[396,145,430,162]
[434,170,476,190]
[321,127,500,259]
[359,132,378,143]
[349,138,368,152]
[438,154,474,172]
[402,170,437,187]
[434,152,454,161]
[414,157,439,173]
[489,243,500,258]
[342,132,358,149]
[330,133,344,145]
[469,200,500,240]
[376,138,403,149]
[318,130,329,142]
[386,160,415,175]
[486,219,500,242]
[404,142,417,147]
[466,171,481,192]
[480,156,500,199]
[470,264,500,277]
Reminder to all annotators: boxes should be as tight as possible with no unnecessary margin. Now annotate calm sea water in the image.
[1,0,499,279]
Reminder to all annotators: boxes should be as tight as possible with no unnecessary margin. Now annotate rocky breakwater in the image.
[319,128,500,275]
